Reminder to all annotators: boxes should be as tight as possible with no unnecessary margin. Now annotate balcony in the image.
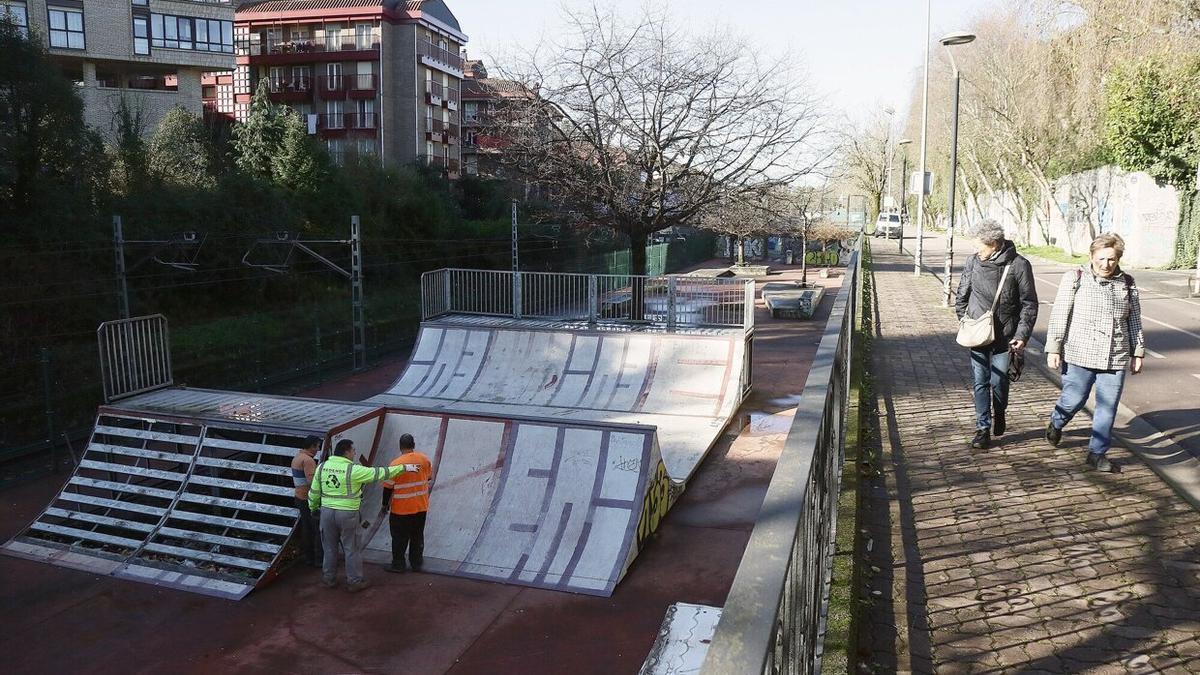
[418,40,464,75]
[419,154,461,175]
[317,113,347,136]
[316,75,346,99]
[425,80,443,105]
[348,74,377,99]
[424,117,446,140]
[236,30,381,63]
[446,123,460,145]
[267,76,312,102]
[444,87,459,111]
[345,112,377,131]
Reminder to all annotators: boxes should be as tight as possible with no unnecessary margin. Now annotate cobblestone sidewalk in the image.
[856,247,1200,673]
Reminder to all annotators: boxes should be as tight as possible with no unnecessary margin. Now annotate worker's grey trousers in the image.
[320,508,363,584]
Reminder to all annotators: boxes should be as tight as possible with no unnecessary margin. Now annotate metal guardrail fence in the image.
[420,268,755,330]
[702,240,861,674]
[97,315,173,404]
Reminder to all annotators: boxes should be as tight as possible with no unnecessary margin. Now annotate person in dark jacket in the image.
[954,219,1039,449]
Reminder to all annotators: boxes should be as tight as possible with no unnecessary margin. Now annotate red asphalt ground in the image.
[0,262,842,675]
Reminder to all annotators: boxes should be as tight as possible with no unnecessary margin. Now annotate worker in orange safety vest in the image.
[381,433,433,573]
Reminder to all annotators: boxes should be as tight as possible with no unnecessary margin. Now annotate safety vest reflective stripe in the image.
[392,488,429,498]
[342,464,354,497]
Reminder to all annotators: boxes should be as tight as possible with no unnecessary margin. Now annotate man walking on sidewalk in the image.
[309,439,419,591]
[954,219,1039,449]
[382,434,433,574]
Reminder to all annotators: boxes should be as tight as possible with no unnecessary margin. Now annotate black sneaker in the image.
[993,410,1006,436]
[971,429,990,449]
[385,565,407,574]
[1046,422,1062,447]
[1086,452,1120,473]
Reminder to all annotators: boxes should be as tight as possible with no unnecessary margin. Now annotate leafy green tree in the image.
[272,109,328,194]
[0,20,108,217]
[232,79,285,180]
[148,105,215,189]
[109,97,149,196]
[1104,56,1200,190]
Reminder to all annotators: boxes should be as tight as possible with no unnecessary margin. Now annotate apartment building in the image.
[215,0,465,172]
[9,0,235,139]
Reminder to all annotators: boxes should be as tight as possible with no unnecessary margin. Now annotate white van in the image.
[874,212,903,239]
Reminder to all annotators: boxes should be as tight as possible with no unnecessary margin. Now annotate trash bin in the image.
[785,250,794,265]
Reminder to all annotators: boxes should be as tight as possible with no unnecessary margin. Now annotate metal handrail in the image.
[702,237,861,673]
[420,268,755,330]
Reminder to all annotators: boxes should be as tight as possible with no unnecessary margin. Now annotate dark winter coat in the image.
[954,241,1039,352]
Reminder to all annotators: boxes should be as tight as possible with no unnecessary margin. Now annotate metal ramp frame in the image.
[2,412,307,600]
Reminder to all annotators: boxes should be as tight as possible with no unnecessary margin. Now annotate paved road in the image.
[877,231,1200,462]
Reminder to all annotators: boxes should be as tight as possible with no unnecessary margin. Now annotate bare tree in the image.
[492,4,833,282]
[841,112,895,220]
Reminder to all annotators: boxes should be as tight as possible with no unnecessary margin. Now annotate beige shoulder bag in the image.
[956,263,1010,348]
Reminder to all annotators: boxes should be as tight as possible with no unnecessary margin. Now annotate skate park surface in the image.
[0,264,842,674]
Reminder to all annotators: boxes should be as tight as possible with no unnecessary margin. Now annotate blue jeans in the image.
[969,349,1011,430]
[1051,363,1126,455]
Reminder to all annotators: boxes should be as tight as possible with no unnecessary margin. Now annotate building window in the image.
[131,0,148,5]
[132,15,149,54]
[327,138,343,164]
[356,138,374,156]
[1,1,28,37]
[48,6,84,49]
[354,23,372,49]
[325,24,341,50]
[152,15,233,53]
[326,99,343,128]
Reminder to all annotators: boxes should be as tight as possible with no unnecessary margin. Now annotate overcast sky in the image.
[449,0,1003,119]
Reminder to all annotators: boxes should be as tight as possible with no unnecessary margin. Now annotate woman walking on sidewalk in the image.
[955,219,1039,449]
[1044,233,1145,472]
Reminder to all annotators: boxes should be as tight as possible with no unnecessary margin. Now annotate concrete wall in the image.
[78,65,204,141]
[383,23,418,165]
[967,165,1181,268]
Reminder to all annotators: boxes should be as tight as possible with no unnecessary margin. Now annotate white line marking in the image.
[1141,315,1200,342]
[1169,296,1200,307]
[1145,348,1166,359]
[1193,374,1200,382]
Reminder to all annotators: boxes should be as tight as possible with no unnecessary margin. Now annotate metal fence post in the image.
[667,276,678,331]
[588,275,598,324]
[40,348,59,472]
[350,215,366,371]
[113,215,130,319]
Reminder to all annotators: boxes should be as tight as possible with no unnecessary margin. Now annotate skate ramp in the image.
[360,409,669,596]
[1,388,384,599]
[369,319,749,483]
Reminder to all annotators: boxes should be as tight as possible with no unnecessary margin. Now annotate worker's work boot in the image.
[347,579,371,593]
[321,576,337,589]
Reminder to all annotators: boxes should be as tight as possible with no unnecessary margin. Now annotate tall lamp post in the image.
[915,0,931,277]
[896,138,913,254]
[882,107,896,215]
[940,31,977,308]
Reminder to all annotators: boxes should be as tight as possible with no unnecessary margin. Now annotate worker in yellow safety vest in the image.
[309,438,418,591]
[381,433,433,573]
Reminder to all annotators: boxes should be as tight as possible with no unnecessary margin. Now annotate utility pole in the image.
[915,0,931,277]
[113,215,130,319]
[350,216,366,372]
[511,199,521,318]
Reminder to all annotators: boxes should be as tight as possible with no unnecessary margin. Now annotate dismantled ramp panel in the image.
[360,410,670,596]
[2,390,383,600]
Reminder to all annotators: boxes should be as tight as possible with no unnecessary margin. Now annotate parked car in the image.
[874,212,903,239]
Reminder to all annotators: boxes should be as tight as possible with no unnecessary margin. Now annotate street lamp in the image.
[940,30,976,307]
[882,107,895,216]
[915,0,931,277]
[897,138,912,253]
